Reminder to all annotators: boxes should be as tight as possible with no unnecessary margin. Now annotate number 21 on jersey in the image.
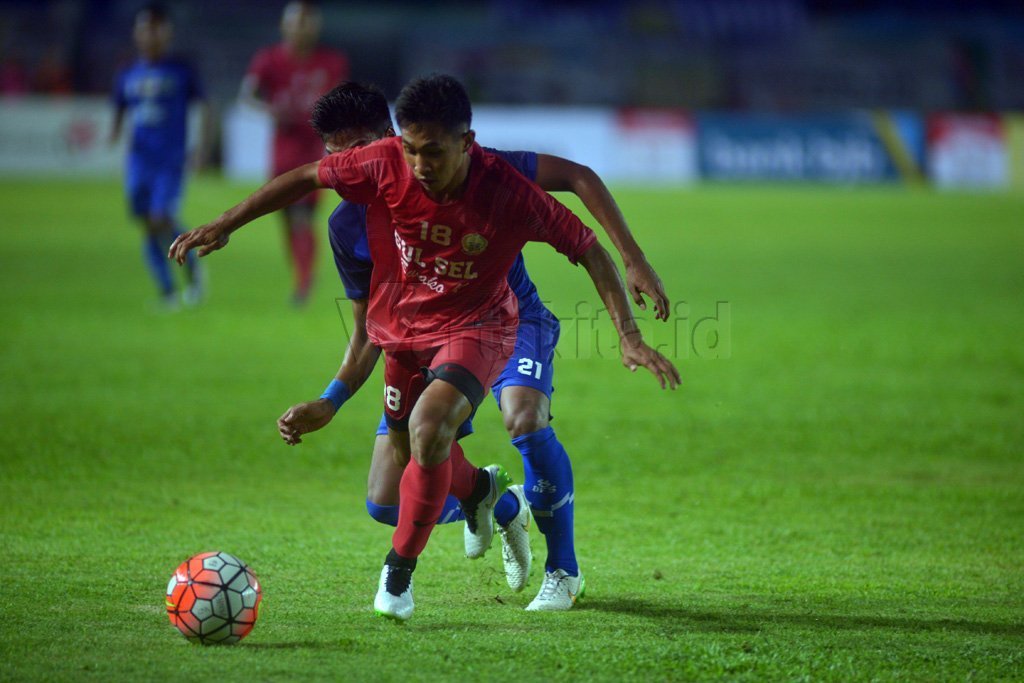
[517,358,543,380]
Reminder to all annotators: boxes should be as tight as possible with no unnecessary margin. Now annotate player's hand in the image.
[626,258,670,322]
[620,333,681,390]
[277,399,336,445]
[168,224,229,264]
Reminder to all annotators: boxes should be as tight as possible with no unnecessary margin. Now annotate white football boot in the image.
[463,464,512,559]
[525,569,585,611]
[498,485,532,592]
[374,563,414,621]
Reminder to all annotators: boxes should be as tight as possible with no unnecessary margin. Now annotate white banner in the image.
[0,96,123,176]
[222,102,273,181]
[928,114,1008,190]
[221,103,698,184]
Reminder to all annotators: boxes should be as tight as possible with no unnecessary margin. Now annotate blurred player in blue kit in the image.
[274,82,674,611]
[110,3,208,308]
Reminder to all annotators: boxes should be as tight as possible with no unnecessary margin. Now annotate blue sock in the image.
[512,426,577,576]
[144,234,174,295]
[493,490,520,527]
[366,496,464,527]
[366,499,398,526]
[437,495,465,524]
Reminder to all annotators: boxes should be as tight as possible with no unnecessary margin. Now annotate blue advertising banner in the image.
[697,112,924,183]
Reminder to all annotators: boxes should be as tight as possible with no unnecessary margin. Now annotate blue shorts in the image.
[374,313,561,437]
[126,155,184,219]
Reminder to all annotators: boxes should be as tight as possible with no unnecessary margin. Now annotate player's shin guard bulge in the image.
[461,464,512,559]
[392,458,452,558]
[515,426,578,576]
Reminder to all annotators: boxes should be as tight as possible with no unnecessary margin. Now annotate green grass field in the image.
[1,177,1022,681]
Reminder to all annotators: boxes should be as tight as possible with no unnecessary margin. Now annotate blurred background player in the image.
[110,3,208,309]
[240,0,348,305]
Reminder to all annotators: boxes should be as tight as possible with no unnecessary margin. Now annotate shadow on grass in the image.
[245,640,359,651]
[589,598,1024,637]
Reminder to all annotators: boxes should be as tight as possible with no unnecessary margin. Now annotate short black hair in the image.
[136,2,171,22]
[310,82,393,139]
[395,74,471,135]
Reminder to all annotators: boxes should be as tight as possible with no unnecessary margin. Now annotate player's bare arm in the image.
[168,161,325,263]
[535,154,669,321]
[578,242,681,390]
[278,298,382,445]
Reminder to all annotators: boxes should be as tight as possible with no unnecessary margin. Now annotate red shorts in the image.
[382,333,514,430]
[272,133,323,207]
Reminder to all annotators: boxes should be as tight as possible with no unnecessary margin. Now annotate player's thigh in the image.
[491,316,559,436]
[125,158,152,219]
[367,434,403,505]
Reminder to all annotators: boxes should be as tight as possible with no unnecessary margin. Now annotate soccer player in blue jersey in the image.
[110,4,208,308]
[274,82,672,611]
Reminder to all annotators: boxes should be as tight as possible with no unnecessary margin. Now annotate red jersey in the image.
[318,139,598,351]
[245,43,348,174]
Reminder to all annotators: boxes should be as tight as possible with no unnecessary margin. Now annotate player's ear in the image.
[385,126,396,137]
[463,129,475,152]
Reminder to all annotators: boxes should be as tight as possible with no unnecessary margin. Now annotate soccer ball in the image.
[165,551,262,645]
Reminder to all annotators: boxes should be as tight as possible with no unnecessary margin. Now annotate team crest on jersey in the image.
[461,233,488,255]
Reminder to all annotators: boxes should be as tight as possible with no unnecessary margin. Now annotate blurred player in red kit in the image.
[240,0,348,304]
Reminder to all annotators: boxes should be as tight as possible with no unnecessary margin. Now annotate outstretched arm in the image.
[535,155,669,321]
[278,298,383,445]
[168,161,324,263]
[578,242,680,390]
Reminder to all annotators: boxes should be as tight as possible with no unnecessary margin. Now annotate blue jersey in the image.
[113,57,204,165]
[328,148,550,320]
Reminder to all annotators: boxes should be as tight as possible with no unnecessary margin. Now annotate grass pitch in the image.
[1,177,1022,681]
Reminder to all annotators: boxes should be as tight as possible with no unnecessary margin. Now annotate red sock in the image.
[392,457,452,559]
[447,441,479,500]
[289,228,315,295]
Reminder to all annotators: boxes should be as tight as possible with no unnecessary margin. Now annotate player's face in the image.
[324,127,390,154]
[134,14,171,59]
[281,2,321,50]
[400,123,474,197]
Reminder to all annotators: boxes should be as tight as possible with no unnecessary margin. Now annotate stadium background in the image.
[2,0,1023,186]
[1,1,1022,681]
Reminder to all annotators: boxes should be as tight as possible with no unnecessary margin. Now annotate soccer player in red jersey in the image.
[280,82,671,612]
[170,75,680,621]
[240,0,348,304]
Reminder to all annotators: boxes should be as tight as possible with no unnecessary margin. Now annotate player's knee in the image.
[145,216,173,237]
[504,404,549,439]
[366,479,396,506]
[408,415,456,466]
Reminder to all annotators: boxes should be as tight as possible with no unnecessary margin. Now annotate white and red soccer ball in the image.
[165,551,261,645]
